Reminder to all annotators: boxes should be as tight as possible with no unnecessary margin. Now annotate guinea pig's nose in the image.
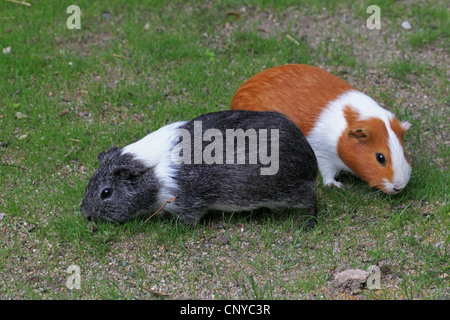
[393,188,400,192]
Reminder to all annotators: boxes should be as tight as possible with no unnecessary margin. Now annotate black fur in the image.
[81,148,160,223]
[173,111,318,225]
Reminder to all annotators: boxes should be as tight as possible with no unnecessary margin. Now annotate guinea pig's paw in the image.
[325,180,343,188]
[304,217,317,230]
[177,211,202,226]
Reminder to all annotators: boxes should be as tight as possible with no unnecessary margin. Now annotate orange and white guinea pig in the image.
[230,64,411,194]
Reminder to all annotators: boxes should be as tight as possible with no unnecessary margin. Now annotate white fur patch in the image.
[121,121,187,208]
[306,91,355,184]
[385,128,411,192]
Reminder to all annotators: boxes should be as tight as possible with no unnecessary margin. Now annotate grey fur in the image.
[81,110,319,227]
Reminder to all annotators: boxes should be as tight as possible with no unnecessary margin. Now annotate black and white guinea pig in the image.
[81,110,318,227]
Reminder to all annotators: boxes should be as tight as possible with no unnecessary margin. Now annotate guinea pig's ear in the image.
[401,121,411,132]
[112,165,145,181]
[348,128,370,142]
[98,147,120,163]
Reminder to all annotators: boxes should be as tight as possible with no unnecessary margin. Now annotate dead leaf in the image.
[59,109,69,117]
[143,286,170,297]
[15,112,26,119]
[217,235,229,245]
[226,11,242,19]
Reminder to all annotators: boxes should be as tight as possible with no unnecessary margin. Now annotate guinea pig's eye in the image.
[375,153,386,167]
[101,188,112,200]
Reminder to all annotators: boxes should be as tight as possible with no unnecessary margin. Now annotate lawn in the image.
[0,0,448,300]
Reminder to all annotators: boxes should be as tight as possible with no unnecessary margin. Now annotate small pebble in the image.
[401,21,411,30]
[15,112,27,119]
[217,235,229,245]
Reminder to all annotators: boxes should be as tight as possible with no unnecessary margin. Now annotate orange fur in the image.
[337,107,394,189]
[230,64,354,136]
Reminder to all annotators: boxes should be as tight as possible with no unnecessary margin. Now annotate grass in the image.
[0,0,449,300]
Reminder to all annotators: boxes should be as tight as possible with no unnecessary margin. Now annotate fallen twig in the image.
[286,34,300,46]
[12,88,21,98]
[63,146,75,159]
[88,220,97,234]
[5,0,31,7]
[133,196,177,234]
[142,286,170,297]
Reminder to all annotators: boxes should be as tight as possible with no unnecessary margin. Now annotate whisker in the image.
[102,216,119,224]
[371,189,383,196]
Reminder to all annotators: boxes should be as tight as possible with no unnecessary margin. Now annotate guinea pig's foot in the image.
[325,180,343,188]
[304,205,317,230]
[177,212,202,226]
[304,217,316,230]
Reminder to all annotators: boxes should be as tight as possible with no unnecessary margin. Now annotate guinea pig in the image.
[81,110,319,227]
[230,64,411,194]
